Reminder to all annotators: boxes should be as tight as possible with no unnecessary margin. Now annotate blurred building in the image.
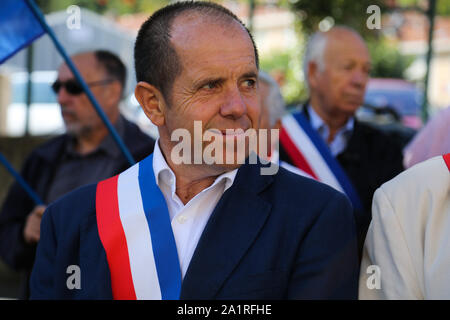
[387,11,450,110]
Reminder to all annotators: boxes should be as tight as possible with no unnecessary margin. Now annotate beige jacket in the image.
[359,155,450,299]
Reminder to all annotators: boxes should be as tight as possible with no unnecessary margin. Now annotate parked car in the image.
[359,78,423,129]
[355,78,426,148]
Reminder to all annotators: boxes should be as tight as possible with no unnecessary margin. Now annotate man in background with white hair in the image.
[279,26,404,259]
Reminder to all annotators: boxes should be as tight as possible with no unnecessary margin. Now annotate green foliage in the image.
[367,39,415,79]
[260,44,307,105]
[34,0,170,15]
[285,0,386,36]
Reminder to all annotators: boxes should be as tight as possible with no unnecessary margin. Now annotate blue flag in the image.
[0,0,45,64]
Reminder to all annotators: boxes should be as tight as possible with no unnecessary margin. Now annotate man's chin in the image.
[342,102,363,113]
[210,161,243,171]
[64,124,91,138]
[64,124,81,136]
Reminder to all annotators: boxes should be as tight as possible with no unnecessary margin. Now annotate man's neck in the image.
[308,101,351,143]
[75,127,109,155]
[74,113,120,155]
[159,140,224,205]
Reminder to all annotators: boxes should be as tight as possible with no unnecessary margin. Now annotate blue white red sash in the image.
[280,111,363,210]
[444,153,450,172]
[96,154,181,300]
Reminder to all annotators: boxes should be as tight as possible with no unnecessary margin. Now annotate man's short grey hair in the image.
[259,71,286,127]
[303,31,328,90]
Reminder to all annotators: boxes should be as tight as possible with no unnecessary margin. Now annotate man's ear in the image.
[134,81,166,127]
[307,61,320,89]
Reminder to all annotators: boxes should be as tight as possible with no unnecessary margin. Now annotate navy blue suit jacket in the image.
[30,162,359,299]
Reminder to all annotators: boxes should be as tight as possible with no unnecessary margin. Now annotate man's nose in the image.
[351,69,369,89]
[57,87,72,106]
[220,86,247,119]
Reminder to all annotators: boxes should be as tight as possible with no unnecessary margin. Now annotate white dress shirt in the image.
[308,105,354,156]
[152,140,238,279]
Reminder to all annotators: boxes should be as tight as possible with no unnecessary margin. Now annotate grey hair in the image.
[259,71,286,127]
[303,31,328,91]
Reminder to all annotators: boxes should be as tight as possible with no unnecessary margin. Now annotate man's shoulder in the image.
[276,164,336,189]
[44,182,98,228]
[27,135,68,161]
[257,165,355,251]
[353,121,403,148]
[380,155,449,201]
[268,165,351,211]
[344,120,404,164]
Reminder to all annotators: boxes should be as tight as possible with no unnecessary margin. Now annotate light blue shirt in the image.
[307,105,354,157]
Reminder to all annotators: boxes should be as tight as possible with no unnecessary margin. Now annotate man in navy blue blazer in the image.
[30,1,359,299]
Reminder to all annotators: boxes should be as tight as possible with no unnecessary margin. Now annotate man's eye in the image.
[343,64,353,71]
[243,79,256,88]
[201,82,218,90]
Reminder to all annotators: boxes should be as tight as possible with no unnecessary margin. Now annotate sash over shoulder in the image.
[96,154,181,300]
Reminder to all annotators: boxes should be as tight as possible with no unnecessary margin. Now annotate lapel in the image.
[180,161,274,299]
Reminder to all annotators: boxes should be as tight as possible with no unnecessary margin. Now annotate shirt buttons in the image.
[176,215,187,224]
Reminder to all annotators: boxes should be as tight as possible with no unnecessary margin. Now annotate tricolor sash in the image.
[280,111,363,210]
[444,153,450,172]
[96,154,181,300]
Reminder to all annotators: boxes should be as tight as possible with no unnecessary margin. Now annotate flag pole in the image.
[0,152,44,205]
[24,0,136,166]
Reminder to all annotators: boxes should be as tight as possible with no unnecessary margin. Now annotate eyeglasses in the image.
[51,79,116,95]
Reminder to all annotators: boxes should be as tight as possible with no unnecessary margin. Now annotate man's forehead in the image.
[171,9,237,31]
[326,30,369,56]
[172,17,254,60]
[58,53,102,79]
[178,49,257,83]
[170,11,250,49]
[323,32,370,64]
